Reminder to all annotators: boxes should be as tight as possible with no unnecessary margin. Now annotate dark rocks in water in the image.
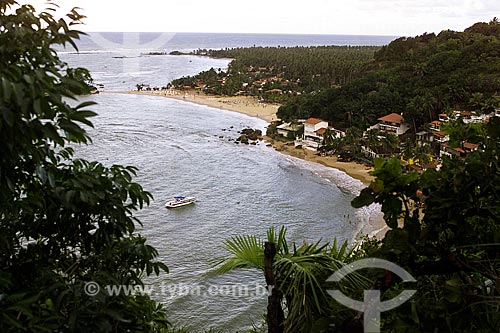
[236,134,249,144]
[234,128,263,146]
[240,128,263,141]
[219,136,224,139]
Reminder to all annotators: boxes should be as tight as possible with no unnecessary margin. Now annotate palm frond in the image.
[275,239,371,332]
[266,226,276,244]
[266,226,288,254]
[212,235,265,274]
[275,251,336,332]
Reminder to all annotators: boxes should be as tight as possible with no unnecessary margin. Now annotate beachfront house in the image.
[292,117,345,150]
[371,113,410,136]
[276,122,303,139]
[300,118,329,149]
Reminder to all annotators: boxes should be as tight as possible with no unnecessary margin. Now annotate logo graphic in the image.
[327,258,416,333]
[84,281,100,296]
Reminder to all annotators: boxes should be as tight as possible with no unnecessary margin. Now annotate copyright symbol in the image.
[84,281,100,296]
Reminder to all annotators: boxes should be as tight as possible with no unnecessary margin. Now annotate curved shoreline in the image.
[267,138,374,185]
[101,89,388,239]
[102,89,280,123]
[102,90,374,184]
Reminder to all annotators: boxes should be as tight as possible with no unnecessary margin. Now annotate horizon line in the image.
[80,30,402,38]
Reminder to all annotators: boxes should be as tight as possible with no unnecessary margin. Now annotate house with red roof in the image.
[373,113,410,136]
[440,142,479,159]
[300,118,343,150]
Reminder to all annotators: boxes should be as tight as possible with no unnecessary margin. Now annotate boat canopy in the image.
[174,196,186,199]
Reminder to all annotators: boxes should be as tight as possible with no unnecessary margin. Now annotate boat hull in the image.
[165,196,196,209]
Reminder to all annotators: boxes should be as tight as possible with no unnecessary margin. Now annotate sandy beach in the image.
[105,89,280,123]
[104,89,388,239]
[267,138,375,185]
[106,89,375,184]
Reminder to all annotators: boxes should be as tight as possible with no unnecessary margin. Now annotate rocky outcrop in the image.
[236,128,262,145]
[237,134,249,144]
[240,128,262,140]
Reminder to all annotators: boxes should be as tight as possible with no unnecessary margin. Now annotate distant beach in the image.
[105,90,373,179]
[103,89,387,239]
[105,89,279,122]
[103,90,373,182]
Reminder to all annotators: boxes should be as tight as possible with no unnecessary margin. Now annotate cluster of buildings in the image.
[275,108,500,166]
[277,118,345,150]
[416,110,500,160]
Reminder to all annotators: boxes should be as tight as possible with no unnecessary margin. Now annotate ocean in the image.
[62,32,388,331]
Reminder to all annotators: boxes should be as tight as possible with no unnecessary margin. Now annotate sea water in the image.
[63,32,387,331]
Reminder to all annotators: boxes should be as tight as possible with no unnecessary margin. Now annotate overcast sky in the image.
[24,0,498,36]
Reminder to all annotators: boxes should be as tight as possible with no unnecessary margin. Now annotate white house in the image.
[373,113,410,136]
[300,118,328,149]
[438,113,449,122]
[276,122,303,138]
[433,131,450,143]
[429,120,441,131]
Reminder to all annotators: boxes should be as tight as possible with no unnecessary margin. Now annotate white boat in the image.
[165,196,196,208]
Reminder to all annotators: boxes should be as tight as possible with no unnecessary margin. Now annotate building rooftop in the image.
[378,113,403,124]
[315,128,327,135]
[304,118,324,125]
[434,131,448,138]
[463,142,479,150]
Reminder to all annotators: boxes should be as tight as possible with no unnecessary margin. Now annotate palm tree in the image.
[213,227,370,333]
[469,92,484,112]
[363,129,382,155]
[400,138,414,161]
[382,133,399,155]
[343,127,363,154]
[321,128,336,150]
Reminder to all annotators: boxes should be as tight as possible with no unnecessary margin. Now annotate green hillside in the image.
[278,19,500,130]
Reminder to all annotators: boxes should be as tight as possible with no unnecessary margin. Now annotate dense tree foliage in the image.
[0,2,169,331]
[278,19,500,130]
[171,46,379,99]
[350,117,500,331]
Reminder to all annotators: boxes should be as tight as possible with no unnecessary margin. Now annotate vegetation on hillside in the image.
[0,2,169,331]
[213,20,500,332]
[171,46,379,101]
[350,117,500,331]
[278,19,500,130]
